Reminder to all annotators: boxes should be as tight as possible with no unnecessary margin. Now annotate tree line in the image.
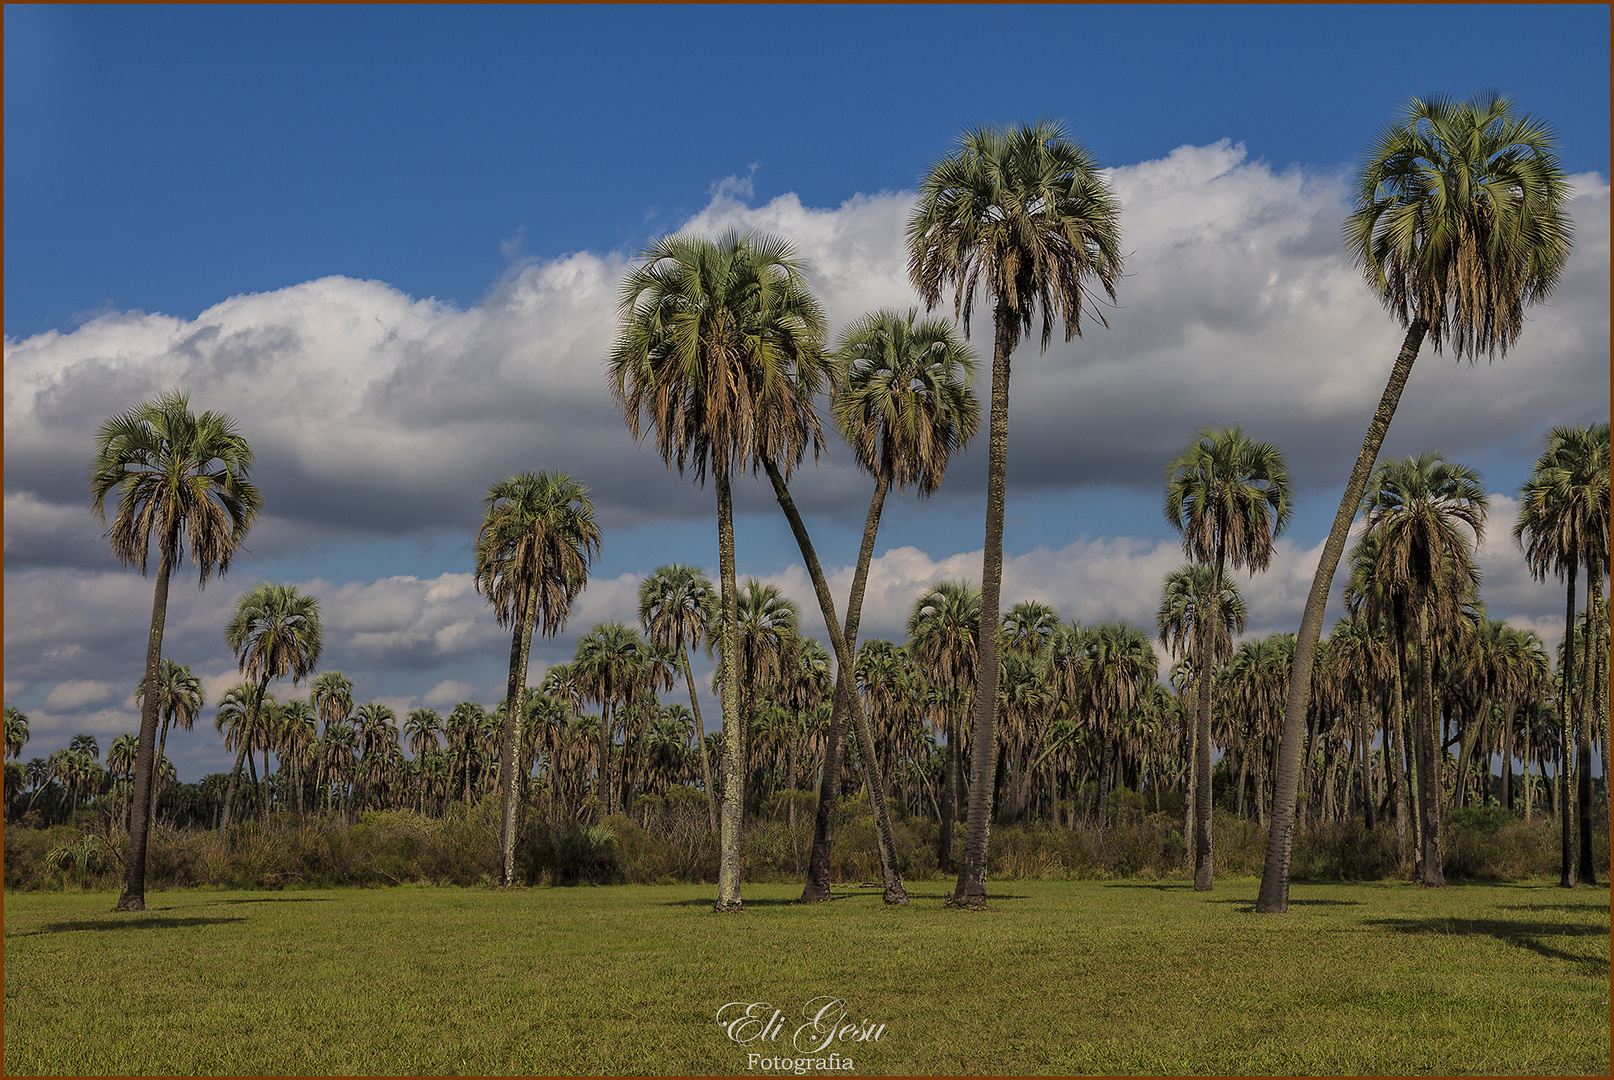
[17,92,1597,914]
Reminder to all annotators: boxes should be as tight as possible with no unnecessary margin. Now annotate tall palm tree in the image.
[1260,93,1574,912]
[1516,422,1609,885]
[1360,453,1487,887]
[906,580,982,872]
[279,699,317,816]
[638,565,720,828]
[106,732,139,827]
[799,307,979,903]
[1157,564,1248,848]
[134,658,203,829]
[405,708,443,815]
[1164,426,1291,890]
[90,389,260,911]
[908,119,1123,906]
[220,582,323,831]
[475,470,601,886]
[608,229,828,913]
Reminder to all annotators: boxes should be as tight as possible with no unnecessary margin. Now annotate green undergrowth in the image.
[6,791,1602,894]
[2,879,1607,1075]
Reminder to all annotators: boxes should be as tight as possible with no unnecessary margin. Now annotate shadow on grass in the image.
[1210,898,1364,908]
[18,916,248,936]
[213,896,333,905]
[663,888,1029,908]
[1364,916,1610,973]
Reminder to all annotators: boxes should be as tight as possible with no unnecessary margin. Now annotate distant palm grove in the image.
[6,96,1606,915]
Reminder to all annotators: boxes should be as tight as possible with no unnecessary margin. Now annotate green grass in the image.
[3,878,1608,1075]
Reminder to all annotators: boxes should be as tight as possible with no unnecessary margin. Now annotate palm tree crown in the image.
[1164,426,1293,575]
[832,308,979,496]
[908,119,1124,348]
[608,229,832,485]
[1345,91,1574,359]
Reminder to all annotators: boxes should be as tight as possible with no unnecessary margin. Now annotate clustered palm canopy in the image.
[89,389,261,582]
[1514,423,1610,586]
[223,582,324,689]
[638,564,716,655]
[607,229,833,484]
[1163,426,1293,573]
[474,471,602,638]
[1156,564,1248,665]
[1358,452,1488,638]
[832,309,979,496]
[907,118,1123,349]
[1345,91,1574,359]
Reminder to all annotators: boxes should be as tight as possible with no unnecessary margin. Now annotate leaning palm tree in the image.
[608,229,827,913]
[4,707,29,763]
[638,565,719,828]
[90,389,261,911]
[1516,422,1609,886]
[908,119,1123,907]
[799,308,979,903]
[220,582,323,831]
[475,470,601,887]
[1259,92,1574,913]
[133,658,203,829]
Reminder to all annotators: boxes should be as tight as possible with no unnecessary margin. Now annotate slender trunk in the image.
[116,555,173,912]
[803,475,888,901]
[1414,604,1444,886]
[954,305,1016,908]
[1095,732,1113,831]
[148,716,172,832]
[1559,561,1578,887]
[940,710,959,872]
[1576,569,1598,883]
[1182,699,1197,866]
[1257,318,1426,912]
[1194,547,1225,890]
[1502,703,1516,812]
[681,644,718,831]
[714,469,745,913]
[1389,672,1410,860]
[764,461,906,904]
[498,588,538,887]
[1524,705,1535,821]
[1359,695,1375,830]
[1454,697,1487,812]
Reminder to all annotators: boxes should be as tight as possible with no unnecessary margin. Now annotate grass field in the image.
[3,878,1608,1075]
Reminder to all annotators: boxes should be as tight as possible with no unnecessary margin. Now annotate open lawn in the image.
[2,878,1608,1075]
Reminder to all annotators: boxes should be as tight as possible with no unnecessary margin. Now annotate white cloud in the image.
[43,680,121,711]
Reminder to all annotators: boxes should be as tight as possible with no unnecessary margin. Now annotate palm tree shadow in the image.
[1210,898,1364,908]
[214,896,332,905]
[1365,916,1609,973]
[19,916,247,936]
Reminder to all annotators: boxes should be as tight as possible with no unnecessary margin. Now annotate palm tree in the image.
[799,308,980,903]
[638,565,720,829]
[405,708,443,814]
[1164,426,1291,890]
[608,229,828,913]
[1157,565,1248,849]
[279,699,317,816]
[220,582,323,831]
[1516,422,1609,885]
[475,470,601,886]
[574,622,656,820]
[906,580,982,871]
[908,120,1123,906]
[4,707,29,763]
[1360,453,1487,887]
[106,732,139,827]
[134,658,203,829]
[1260,93,1574,912]
[89,389,260,911]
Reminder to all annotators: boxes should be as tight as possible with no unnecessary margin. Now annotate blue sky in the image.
[5,4,1609,781]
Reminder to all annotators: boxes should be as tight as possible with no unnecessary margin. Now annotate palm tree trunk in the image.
[497,588,538,887]
[680,644,718,832]
[1257,318,1427,912]
[1415,605,1445,886]
[1193,547,1224,890]
[940,710,959,871]
[714,469,746,913]
[802,475,888,901]
[1359,696,1375,830]
[148,716,172,832]
[1559,561,1578,887]
[116,554,173,912]
[1182,702,1197,867]
[764,461,907,905]
[955,304,1015,908]
[1576,569,1599,883]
